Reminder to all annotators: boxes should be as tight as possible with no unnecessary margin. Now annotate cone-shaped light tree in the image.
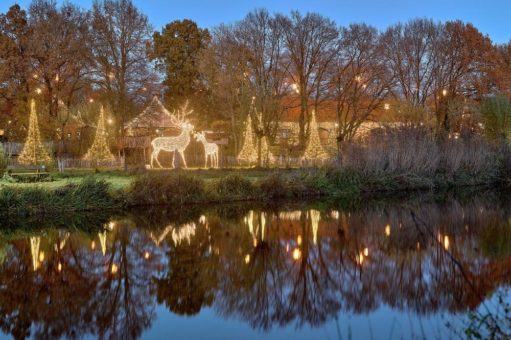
[256,111,274,167]
[237,113,258,165]
[18,100,53,165]
[83,106,115,161]
[303,110,329,162]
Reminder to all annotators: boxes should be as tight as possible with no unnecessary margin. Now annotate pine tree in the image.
[237,114,257,165]
[303,110,329,162]
[18,100,53,165]
[83,106,115,162]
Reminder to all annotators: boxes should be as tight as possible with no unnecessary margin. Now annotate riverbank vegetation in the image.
[1,126,509,215]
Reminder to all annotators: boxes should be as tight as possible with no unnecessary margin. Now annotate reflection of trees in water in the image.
[0,223,163,339]
[0,196,511,337]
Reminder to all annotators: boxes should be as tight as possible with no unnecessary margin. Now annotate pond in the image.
[1,191,511,339]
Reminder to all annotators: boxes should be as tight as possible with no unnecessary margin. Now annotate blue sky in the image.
[4,0,511,44]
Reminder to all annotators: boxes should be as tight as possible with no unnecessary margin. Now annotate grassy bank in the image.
[0,165,507,216]
[1,128,510,215]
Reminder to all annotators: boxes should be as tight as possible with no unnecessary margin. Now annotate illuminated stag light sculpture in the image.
[195,131,219,168]
[150,101,194,168]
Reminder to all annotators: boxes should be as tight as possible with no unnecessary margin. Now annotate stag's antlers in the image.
[170,100,194,127]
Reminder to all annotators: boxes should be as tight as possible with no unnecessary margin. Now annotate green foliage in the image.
[0,144,7,171]
[152,19,211,107]
[480,95,511,142]
[127,172,206,205]
[0,176,117,216]
[211,173,256,200]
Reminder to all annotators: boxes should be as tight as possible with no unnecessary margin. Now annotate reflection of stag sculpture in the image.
[150,102,194,168]
[194,131,219,168]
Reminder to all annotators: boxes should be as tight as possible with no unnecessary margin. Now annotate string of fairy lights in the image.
[16,95,331,167]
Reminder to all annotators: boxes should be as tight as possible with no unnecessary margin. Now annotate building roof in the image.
[280,96,337,122]
[125,96,175,130]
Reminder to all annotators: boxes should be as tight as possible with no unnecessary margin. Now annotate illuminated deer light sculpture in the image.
[194,131,219,168]
[150,101,194,168]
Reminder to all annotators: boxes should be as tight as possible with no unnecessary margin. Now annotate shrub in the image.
[211,173,256,200]
[0,177,116,215]
[128,172,206,205]
[258,173,289,199]
[0,144,6,171]
[480,95,511,142]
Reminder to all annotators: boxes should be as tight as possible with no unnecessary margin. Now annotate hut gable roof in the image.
[125,96,174,129]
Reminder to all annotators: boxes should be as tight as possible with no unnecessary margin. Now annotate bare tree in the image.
[234,9,289,143]
[381,19,439,108]
[90,0,157,134]
[277,11,339,147]
[330,24,392,143]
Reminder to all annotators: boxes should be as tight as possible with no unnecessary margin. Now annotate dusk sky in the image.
[3,0,511,44]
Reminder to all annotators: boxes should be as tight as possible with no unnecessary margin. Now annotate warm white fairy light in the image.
[195,131,219,168]
[19,100,52,165]
[302,110,329,162]
[151,101,194,168]
[83,106,115,162]
[237,114,257,164]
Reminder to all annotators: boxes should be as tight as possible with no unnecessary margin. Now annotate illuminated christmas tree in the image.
[83,106,115,161]
[259,135,274,167]
[18,99,53,165]
[303,110,329,162]
[237,114,257,164]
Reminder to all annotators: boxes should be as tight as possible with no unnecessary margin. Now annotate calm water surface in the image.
[1,193,511,339]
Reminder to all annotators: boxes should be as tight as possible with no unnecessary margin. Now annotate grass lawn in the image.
[0,167,283,191]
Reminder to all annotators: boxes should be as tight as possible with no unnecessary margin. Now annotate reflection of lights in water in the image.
[246,210,254,233]
[363,247,369,257]
[261,213,266,241]
[172,223,196,246]
[99,231,107,256]
[330,210,339,220]
[310,210,320,245]
[107,222,115,230]
[244,254,250,264]
[278,211,302,221]
[199,215,207,224]
[444,235,450,250]
[297,235,302,246]
[111,264,118,274]
[286,243,290,252]
[58,262,62,272]
[91,241,96,250]
[30,237,41,271]
[253,238,258,247]
[38,251,45,262]
[144,251,150,260]
[292,248,302,260]
[385,224,391,237]
[356,253,364,265]
[417,242,420,250]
